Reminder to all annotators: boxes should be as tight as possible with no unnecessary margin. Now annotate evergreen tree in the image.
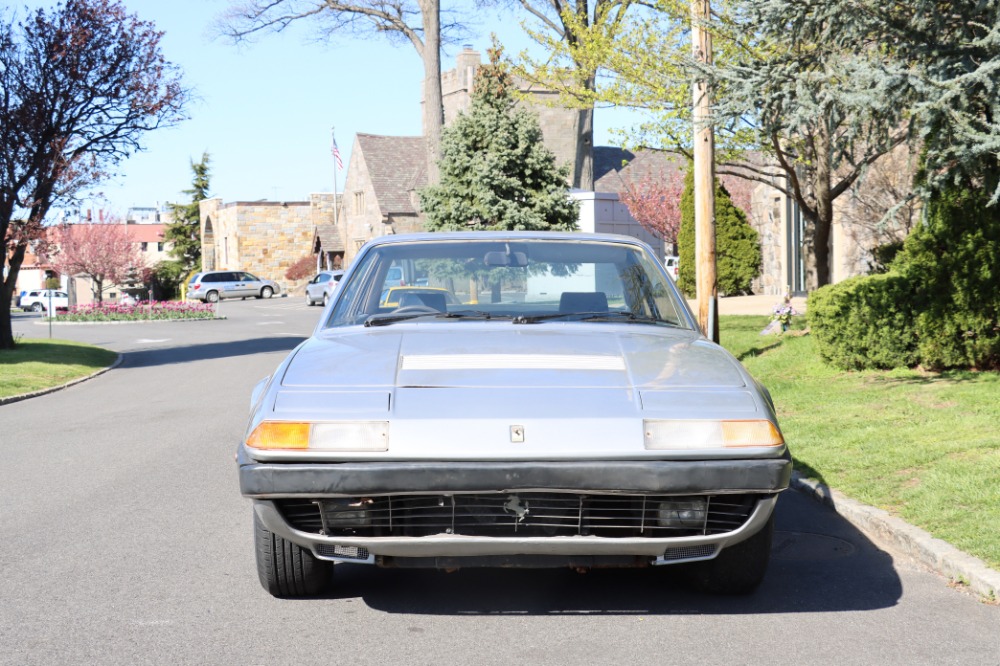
[418,46,579,232]
[165,152,210,272]
[677,167,761,297]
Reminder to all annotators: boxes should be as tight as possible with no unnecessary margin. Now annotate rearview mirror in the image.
[483,251,528,267]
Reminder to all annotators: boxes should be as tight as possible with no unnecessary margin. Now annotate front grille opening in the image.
[277,493,763,539]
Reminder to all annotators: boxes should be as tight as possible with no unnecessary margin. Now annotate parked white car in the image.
[664,255,680,280]
[19,289,69,312]
[304,270,344,307]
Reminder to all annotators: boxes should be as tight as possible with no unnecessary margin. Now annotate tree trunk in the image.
[0,242,27,350]
[574,104,594,190]
[420,0,443,185]
[811,126,834,288]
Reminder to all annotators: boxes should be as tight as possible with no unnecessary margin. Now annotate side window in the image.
[317,274,330,284]
[243,273,260,282]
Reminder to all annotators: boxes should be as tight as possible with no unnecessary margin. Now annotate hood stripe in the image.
[401,354,626,371]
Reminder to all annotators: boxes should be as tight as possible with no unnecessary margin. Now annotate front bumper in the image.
[238,453,792,498]
[240,453,790,566]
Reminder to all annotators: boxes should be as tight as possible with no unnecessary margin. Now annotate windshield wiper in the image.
[364,310,511,327]
[440,310,513,320]
[364,312,441,327]
[512,311,667,325]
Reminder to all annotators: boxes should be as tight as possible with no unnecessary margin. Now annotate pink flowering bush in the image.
[56,301,218,322]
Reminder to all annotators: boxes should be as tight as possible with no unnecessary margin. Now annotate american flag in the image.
[331,135,343,171]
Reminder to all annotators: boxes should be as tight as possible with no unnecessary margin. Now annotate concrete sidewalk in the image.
[688,294,808,316]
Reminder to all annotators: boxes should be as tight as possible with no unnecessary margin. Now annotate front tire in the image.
[254,512,332,598]
[261,286,274,299]
[684,515,774,595]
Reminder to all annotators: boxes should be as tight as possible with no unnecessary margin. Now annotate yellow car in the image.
[379,286,462,309]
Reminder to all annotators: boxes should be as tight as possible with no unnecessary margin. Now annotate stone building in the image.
[339,134,427,263]
[198,193,340,293]
[336,47,585,265]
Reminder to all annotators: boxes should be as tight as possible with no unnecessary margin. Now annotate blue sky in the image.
[17,0,641,217]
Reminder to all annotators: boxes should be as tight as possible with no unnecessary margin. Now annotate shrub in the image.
[808,274,919,369]
[809,185,1000,371]
[285,256,315,281]
[677,168,761,297]
[898,187,1000,370]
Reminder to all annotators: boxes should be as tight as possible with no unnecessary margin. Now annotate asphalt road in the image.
[2,299,998,666]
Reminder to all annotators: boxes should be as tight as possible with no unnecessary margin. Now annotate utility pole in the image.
[692,0,719,343]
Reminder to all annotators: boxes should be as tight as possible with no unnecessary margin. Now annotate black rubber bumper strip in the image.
[239,454,792,497]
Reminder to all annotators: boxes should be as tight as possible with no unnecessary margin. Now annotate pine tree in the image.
[165,152,210,272]
[677,167,761,297]
[418,46,579,232]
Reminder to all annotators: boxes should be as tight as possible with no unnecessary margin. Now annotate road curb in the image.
[791,472,1000,602]
[0,353,123,406]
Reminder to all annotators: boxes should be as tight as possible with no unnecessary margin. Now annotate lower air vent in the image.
[658,544,718,561]
[315,544,371,561]
[277,492,765,540]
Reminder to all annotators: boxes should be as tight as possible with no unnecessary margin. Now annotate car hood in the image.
[276,324,761,414]
[285,325,744,388]
[261,324,774,460]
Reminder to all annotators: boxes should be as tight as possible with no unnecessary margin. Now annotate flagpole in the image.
[330,126,341,272]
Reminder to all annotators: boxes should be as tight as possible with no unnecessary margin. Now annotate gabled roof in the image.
[356,134,427,216]
[594,147,686,193]
[313,223,345,252]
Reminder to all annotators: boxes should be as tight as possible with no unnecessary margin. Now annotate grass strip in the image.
[0,339,117,399]
[721,315,1000,571]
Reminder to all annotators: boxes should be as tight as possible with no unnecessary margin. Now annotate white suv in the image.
[19,289,69,312]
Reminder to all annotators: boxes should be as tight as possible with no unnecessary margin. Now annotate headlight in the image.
[643,419,783,450]
[246,421,388,451]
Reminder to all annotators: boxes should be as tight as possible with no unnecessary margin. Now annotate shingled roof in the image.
[313,223,344,252]
[356,134,427,216]
[594,147,685,193]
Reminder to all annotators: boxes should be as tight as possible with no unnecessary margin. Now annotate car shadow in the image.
[117,336,306,368]
[314,492,903,615]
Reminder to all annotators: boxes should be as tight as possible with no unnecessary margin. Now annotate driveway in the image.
[1,299,997,666]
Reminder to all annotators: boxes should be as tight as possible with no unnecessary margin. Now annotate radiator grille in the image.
[276,493,762,539]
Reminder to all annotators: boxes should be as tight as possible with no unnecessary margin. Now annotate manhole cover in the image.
[771,531,856,561]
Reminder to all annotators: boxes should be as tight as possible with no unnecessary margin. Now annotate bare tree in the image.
[46,221,145,303]
[216,1,476,184]
[0,0,188,349]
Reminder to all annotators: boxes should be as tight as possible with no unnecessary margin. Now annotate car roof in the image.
[386,286,445,292]
[362,230,652,248]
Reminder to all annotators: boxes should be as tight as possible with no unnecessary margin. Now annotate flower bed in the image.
[56,301,218,322]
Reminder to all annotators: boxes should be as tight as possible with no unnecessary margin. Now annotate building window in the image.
[353,191,365,215]
[157,242,164,252]
[140,242,148,251]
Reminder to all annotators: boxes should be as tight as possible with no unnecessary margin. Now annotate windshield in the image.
[324,237,693,330]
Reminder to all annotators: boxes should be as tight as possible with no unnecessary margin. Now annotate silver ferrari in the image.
[238,232,791,597]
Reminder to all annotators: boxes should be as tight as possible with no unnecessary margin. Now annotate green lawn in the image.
[721,315,1000,571]
[0,339,117,399]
